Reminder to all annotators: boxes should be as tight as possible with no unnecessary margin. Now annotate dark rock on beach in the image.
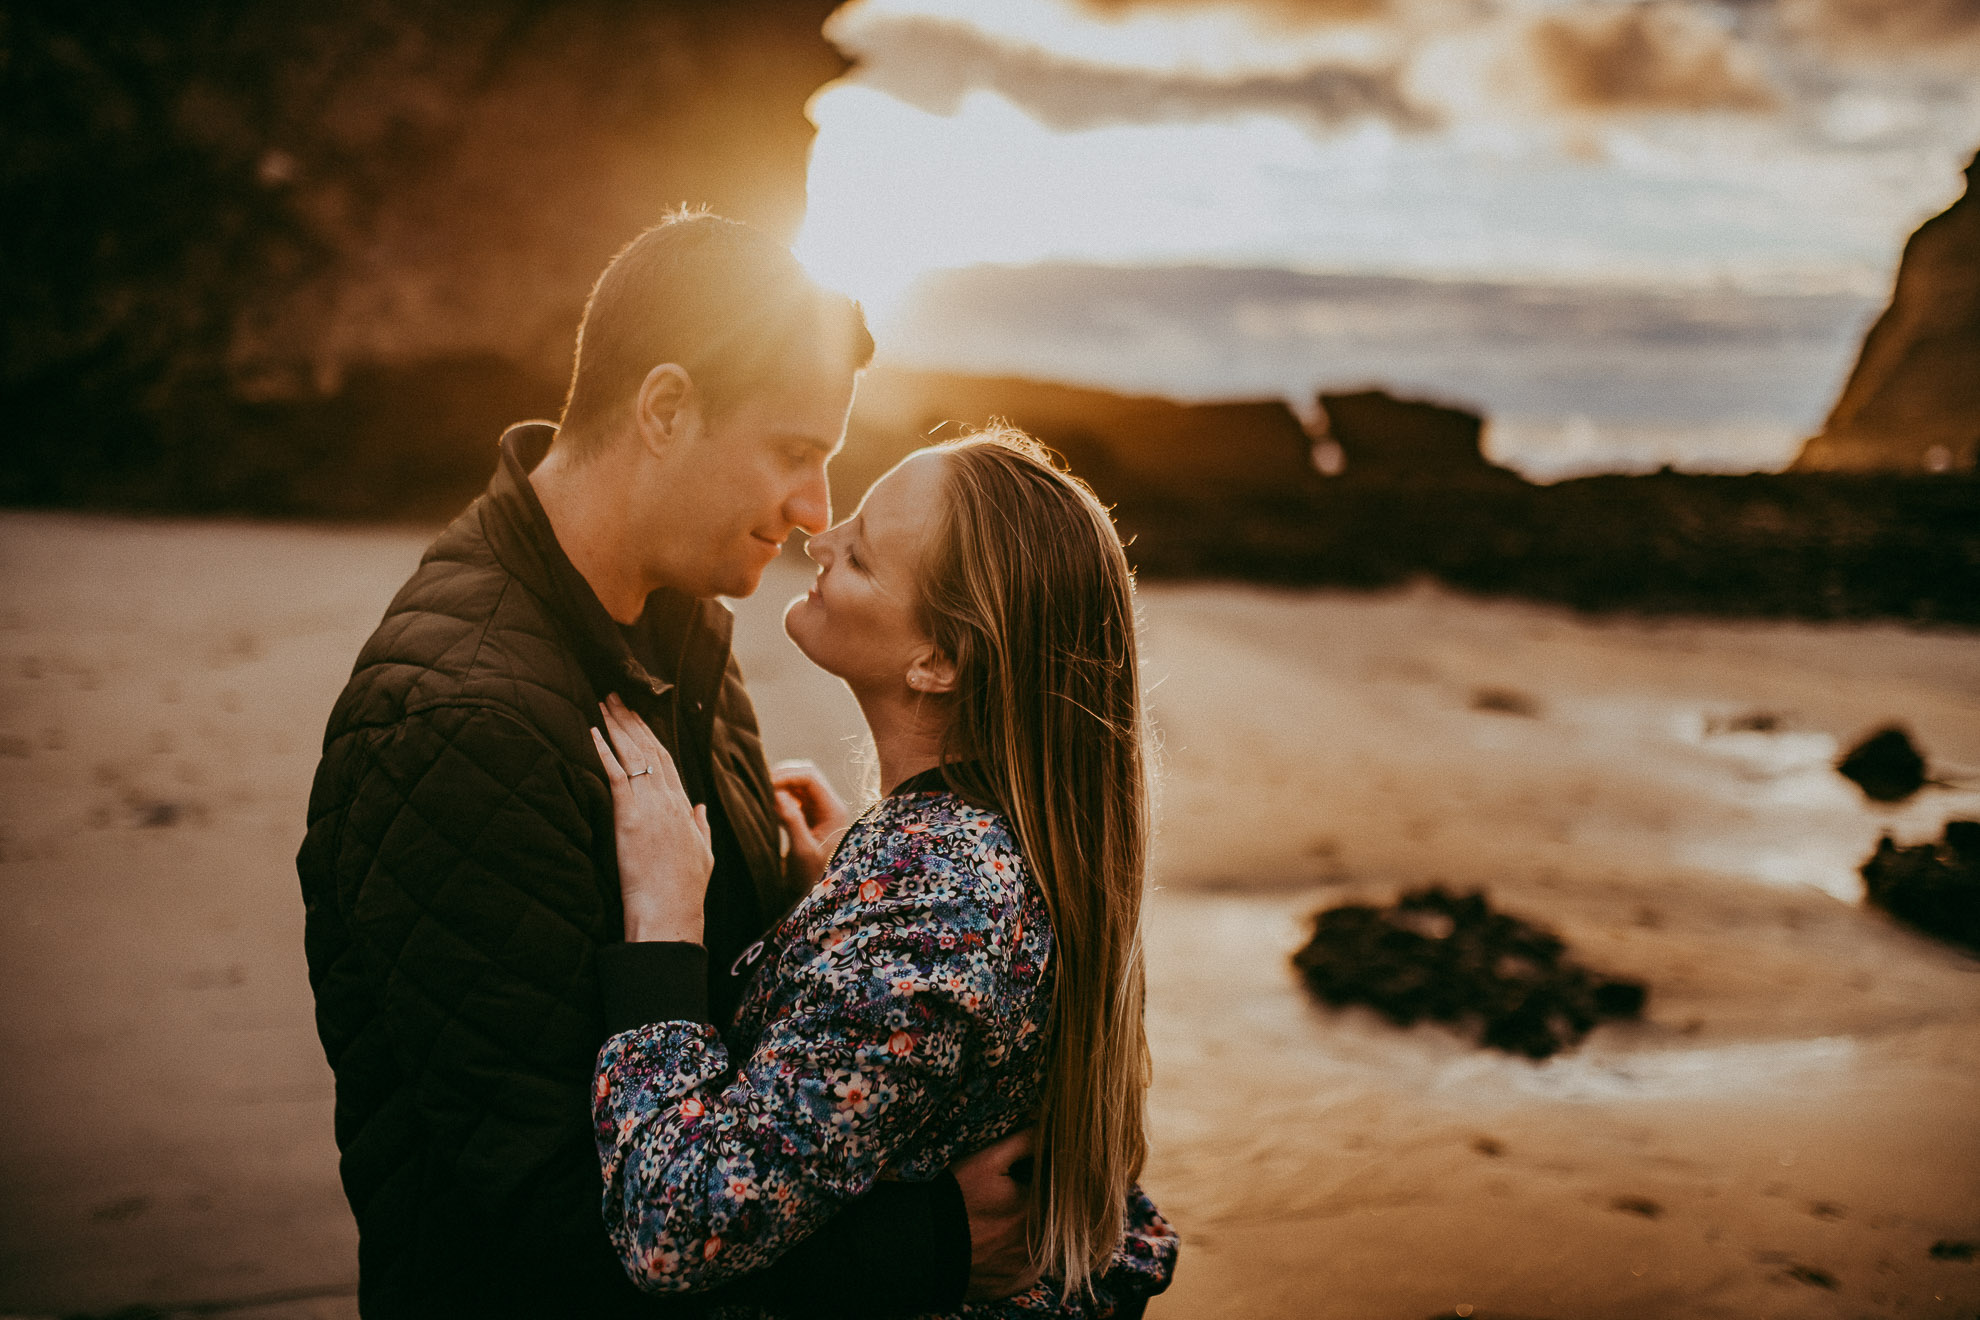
[1291,886,1649,1059]
[1860,821,1980,954]
[1836,726,1930,803]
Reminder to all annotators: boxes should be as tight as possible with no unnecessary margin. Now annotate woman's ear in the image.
[633,363,700,458]
[905,646,958,696]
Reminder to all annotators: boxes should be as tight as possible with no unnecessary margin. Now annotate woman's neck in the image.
[856,688,950,796]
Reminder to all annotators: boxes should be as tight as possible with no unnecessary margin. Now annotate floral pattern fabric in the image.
[594,786,1177,1318]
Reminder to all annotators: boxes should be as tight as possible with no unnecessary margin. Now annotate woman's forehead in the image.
[859,450,947,550]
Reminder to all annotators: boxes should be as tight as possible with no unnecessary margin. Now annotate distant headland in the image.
[1,7,1972,624]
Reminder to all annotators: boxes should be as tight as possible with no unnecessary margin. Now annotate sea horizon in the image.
[871,259,1887,482]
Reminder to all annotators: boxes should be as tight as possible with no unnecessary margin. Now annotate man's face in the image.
[651,366,856,600]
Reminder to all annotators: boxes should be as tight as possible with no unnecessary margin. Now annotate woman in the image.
[589,430,1176,1316]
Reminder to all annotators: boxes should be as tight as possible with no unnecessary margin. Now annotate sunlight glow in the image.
[794,84,1320,331]
[791,0,1975,377]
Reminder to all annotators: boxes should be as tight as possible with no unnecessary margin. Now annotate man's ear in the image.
[906,645,958,696]
[632,363,700,458]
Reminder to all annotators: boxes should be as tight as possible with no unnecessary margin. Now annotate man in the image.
[298,213,1034,1318]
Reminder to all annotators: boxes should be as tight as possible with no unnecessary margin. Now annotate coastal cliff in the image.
[837,367,1318,511]
[1,0,845,514]
[1794,151,1980,474]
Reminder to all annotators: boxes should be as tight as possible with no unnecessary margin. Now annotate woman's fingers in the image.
[598,700,640,776]
[693,803,711,848]
[600,696,660,781]
[604,693,686,794]
[770,759,822,790]
[772,788,813,846]
[769,759,848,834]
[590,725,626,785]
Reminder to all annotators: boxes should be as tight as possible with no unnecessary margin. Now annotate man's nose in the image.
[787,464,831,537]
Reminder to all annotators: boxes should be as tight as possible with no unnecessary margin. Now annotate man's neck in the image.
[528,442,655,625]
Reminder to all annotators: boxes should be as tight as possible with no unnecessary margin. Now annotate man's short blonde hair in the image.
[558,210,873,448]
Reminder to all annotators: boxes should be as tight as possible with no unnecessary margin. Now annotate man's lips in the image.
[750,532,785,554]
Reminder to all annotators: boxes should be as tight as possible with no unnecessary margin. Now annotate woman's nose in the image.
[805,527,836,567]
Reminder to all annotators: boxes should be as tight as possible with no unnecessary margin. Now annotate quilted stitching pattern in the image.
[299,503,657,1314]
[300,437,974,1318]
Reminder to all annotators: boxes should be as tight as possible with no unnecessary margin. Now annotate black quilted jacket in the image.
[298,424,967,1318]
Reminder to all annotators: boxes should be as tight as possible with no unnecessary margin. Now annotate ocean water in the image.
[877,262,1884,481]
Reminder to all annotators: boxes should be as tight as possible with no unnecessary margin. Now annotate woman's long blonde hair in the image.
[916,428,1150,1298]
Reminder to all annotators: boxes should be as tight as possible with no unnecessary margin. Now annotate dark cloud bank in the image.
[837,13,1437,132]
[1529,4,1779,112]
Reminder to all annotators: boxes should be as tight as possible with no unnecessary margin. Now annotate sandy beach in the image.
[1,510,1976,1319]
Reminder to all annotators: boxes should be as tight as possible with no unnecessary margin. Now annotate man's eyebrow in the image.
[772,430,839,455]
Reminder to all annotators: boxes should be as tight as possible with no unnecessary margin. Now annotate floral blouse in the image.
[593,781,1178,1318]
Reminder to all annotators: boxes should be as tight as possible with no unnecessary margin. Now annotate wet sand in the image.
[1,512,1976,1318]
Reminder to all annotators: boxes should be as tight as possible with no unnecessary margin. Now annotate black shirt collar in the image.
[479,421,733,712]
[891,766,953,798]
[890,762,1003,816]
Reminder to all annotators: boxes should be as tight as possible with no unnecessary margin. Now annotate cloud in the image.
[1528,4,1779,113]
[1071,0,1394,22]
[833,13,1439,132]
[1780,0,1980,57]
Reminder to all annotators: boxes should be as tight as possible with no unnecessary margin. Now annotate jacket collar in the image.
[479,422,734,707]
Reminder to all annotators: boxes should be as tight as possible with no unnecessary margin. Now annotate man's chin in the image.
[716,567,767,599]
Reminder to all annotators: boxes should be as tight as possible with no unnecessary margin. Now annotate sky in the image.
[790,0,1980,476]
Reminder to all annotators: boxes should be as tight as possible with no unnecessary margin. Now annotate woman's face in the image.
[783,449,949,695]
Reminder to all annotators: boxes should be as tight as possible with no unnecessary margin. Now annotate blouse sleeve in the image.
[961,1185,1179,1319]
[593,834,1027,1293]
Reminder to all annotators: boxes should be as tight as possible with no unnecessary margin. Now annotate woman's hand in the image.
[593,693,711,944]
[770,759,850,891]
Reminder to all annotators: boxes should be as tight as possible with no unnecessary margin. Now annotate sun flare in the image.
[791,81,1324,338]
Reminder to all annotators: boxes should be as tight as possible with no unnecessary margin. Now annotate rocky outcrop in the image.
[1837,726,1930,803]
[1794,151,1980,475]
[1291,886,1648,1059]
[1861,822,1980,954]
[1315,389,1522,484]
[835,370,1980,624]
[838,367,1320,512]
[1,0,845,516]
